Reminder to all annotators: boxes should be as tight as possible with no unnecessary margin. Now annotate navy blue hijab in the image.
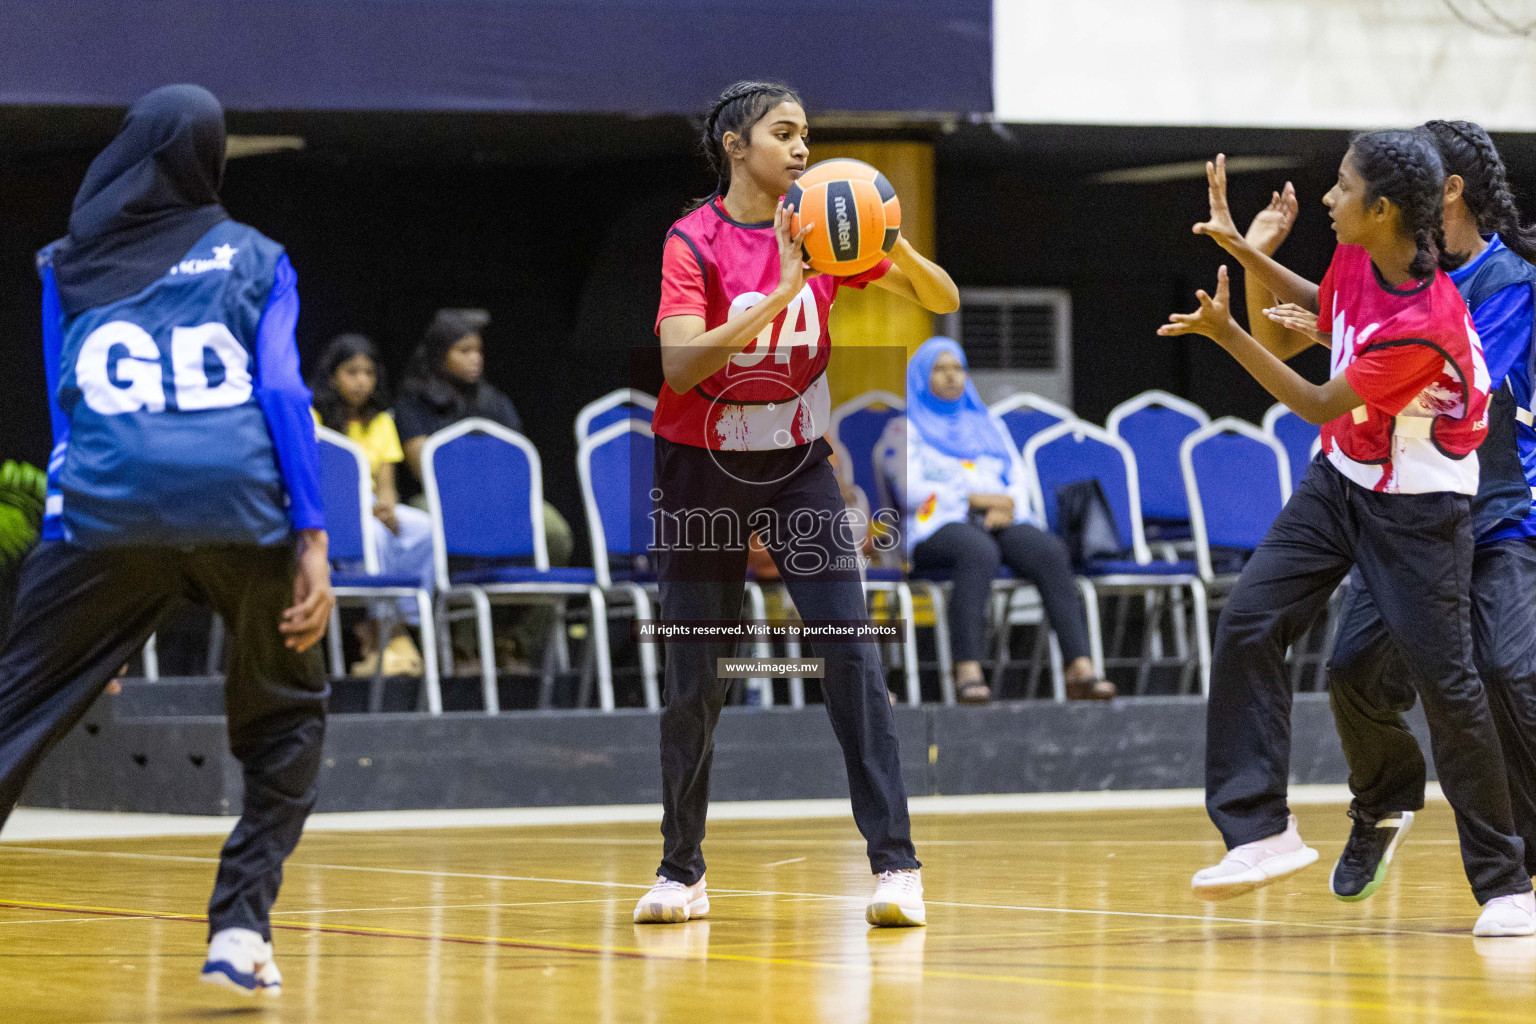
[50,84,229,317]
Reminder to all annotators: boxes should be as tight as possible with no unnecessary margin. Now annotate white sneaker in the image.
[633,876,709,924]
[200,927,282,995]
[866,869,926,927]
[1192,814,1319,901]
[1474,892,1536,937]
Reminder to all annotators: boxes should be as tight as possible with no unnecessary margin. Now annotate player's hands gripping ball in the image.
[785,158,901,276]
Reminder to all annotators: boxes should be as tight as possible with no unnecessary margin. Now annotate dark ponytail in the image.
[689,79,802,210]
[1348,129,1457,278]
[1421,119,1536,264]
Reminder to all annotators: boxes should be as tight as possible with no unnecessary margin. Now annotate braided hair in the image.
[691,80,802,208]
[1421,119,1536,264]
[1348,129,1457,278]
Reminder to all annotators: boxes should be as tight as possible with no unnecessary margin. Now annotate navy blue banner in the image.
[1,1,990,115]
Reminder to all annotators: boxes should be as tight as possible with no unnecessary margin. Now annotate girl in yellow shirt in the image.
[311,334,435,675]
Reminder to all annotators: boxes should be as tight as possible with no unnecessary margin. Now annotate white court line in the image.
[4,784,1445,842]
[0,843,1464,939]
[762,857,808,867]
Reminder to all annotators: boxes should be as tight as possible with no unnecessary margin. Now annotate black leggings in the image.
[0,541,327,939]
[912,521,1091,665]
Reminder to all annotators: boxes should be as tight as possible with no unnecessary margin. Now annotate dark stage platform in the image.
[19,678,1433,815]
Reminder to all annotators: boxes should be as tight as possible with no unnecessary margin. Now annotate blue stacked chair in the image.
[829,391,905,521]
[316,426,441,713]
[577,419,661,710]
[1181,417,1292,586]
[1107,390,1211,543]
[423,418,613,712]
[990,392,1075,459]
[1263,402,1321,498]
[575,388,657,443]
[1024,420,1211,695]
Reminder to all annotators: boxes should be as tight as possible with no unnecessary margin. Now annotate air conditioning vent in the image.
[958,302,1057,370]
[937,288,1072,406]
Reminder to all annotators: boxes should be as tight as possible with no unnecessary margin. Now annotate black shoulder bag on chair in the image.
[1055,479,1123,569]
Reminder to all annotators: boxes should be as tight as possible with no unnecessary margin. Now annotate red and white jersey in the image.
[1317,245,1490,495]
[653,197,889,450]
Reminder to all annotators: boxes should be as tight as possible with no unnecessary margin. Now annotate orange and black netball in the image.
[785,158,901,276]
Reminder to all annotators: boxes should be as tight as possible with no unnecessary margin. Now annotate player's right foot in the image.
[1474,892,1536,937]
[1330,810,1413,902]
[866,869,926,927]
[633,875,709,924]
[1192,814,1319,901]
[200,928,282,995]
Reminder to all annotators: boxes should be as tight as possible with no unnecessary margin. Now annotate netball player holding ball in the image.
[1161,131,1534,935]
[636,80,958,927]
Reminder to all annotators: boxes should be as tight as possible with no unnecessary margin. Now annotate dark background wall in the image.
[6,114,1536,562]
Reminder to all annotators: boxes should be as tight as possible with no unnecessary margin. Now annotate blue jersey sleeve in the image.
[1475,283,1535,390]
[253,255,325,532]
[38,255,69,540]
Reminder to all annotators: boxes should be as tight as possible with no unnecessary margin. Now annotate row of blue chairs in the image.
[141,388,1316,710]
[826,389,1323,698]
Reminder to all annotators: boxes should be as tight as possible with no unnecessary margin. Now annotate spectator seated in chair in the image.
[883,337,1114,702]
[309,333,430,676]
[393,308,573,672]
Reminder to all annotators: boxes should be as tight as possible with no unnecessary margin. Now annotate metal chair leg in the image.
[1191,580,1213,697]
[1048,632,1066,703]
[990,587,1012,695]
[1077,579,1105,678]
[414,590,442,715]
[588,587,615,712]
[913,581,955,704]
[626,583,661,711]
[143,633,160,682]
[436,596,455,678]
[468,588,499,713]
[1025,622,1048,699]
[1135,590,1161,695]
[206,614,226,675]
[744,581,773,707]
[783,636,806,708]
[896,583,921,706]
[326,607,344,679]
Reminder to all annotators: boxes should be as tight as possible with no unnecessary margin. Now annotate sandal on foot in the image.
[1065,677,1116,701]
[957,680,993,704]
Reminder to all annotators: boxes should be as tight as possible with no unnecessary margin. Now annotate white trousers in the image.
[365,504,435,624]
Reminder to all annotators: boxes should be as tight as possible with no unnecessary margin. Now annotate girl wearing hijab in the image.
[884,338,1113,703]
[310,333,432,675]
[0,85,332,994]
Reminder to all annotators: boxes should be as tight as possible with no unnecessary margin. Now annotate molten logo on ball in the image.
[786,158,901,276]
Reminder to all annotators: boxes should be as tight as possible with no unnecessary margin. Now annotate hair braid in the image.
[691,80,801,208]
[1349,129,1454,278]
[1423,118,1536,263]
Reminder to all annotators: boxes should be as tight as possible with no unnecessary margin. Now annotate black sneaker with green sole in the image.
[1330,810,1414,902]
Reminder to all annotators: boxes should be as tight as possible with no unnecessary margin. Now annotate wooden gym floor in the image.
[1,800,1532,1023]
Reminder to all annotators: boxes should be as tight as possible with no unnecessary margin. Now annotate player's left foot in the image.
[633,875,709,924]
[1192,814,1318,901]
[866,869,926,927]
[200,928,282,995]
[1474,892,1536,937]
[1330,810,1414,902]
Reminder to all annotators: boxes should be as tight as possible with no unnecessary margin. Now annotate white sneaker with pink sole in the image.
[1192,814,1319,901]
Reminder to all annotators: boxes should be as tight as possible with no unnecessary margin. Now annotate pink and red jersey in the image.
[1317,244,1490,495]
[653,197,889,450]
